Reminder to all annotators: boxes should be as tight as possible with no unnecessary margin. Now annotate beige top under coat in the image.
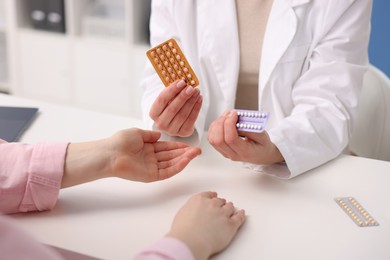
[235,0,274,110]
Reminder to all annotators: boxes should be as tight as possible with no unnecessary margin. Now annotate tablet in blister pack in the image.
[235,109,269,133]
[335,197,379,227]
[146,38,199,88]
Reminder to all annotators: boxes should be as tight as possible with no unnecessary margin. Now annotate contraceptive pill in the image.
[146,38,199,88]
[235,109,270,133]
[335,197,379,227]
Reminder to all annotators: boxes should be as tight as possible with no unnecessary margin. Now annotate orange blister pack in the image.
[146,38,199,88]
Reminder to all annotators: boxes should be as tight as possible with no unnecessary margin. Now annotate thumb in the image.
[140,129,161,143]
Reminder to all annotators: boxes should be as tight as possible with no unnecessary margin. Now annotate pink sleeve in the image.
[0,139,69,214]
[133,237,195,260]
[0,215,64,259]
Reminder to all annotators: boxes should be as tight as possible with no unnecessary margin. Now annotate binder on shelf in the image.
[47,0,66,33]
[28,0,66,33]
[29,0,48,30]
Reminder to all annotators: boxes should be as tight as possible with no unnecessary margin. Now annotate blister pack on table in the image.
[335,197,379,227]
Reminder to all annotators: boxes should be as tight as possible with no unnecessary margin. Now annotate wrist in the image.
[166,231,210,260]
[62,139,109,188]
[270,144,284,164]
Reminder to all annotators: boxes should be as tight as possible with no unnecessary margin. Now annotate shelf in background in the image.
[0,0,152,118]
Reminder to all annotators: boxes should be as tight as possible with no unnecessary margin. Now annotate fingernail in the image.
[193,88,200,97]
[185,86,194,95]
[177,80,186,88]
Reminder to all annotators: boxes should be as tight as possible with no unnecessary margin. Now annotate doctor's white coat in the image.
[141,0,372,178]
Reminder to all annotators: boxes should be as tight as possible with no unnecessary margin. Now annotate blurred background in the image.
[0,0,388,119]
[0,0,151,118]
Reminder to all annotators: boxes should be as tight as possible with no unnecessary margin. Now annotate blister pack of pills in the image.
[146,38,199,88]
[235,109,269,133]
[335,197,379,227]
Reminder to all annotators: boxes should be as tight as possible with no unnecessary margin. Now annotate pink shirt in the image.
[0,139,194,260]
[0,139,67,214]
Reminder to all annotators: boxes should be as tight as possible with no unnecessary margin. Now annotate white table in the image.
[2,94,390,260]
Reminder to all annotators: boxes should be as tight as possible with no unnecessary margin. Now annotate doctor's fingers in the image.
[149,79,188,119]
[208,112,229,144]
[153,87,199,132]
[177,95,203,137]
[242,130,270,145]
[165,90,201,135]
[222,111,248,160]
[208,115,239,159]
[159,86,199,122]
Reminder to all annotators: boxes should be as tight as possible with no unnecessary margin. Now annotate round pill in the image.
[163,45,168,51]
[183,68,189,73]
[191,80,195,85]
[187,74,192,79]
[176,55,181,60]
[166,51,171,57]
[180,61,185,66]
[157,48,162,54]
[172,48,177,54]
[168,41,173,47]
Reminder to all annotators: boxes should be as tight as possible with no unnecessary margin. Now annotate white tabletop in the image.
[2,94,390,260]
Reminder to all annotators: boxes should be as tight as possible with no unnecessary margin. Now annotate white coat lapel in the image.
[260,0,311,90]
[197,0,239,104]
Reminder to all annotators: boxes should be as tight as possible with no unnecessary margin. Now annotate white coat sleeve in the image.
[265,0,372,178]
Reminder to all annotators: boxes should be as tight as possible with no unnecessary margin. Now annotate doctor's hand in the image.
[149,79,203,137]
[208,110,284,165]
[62,128,201,188]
